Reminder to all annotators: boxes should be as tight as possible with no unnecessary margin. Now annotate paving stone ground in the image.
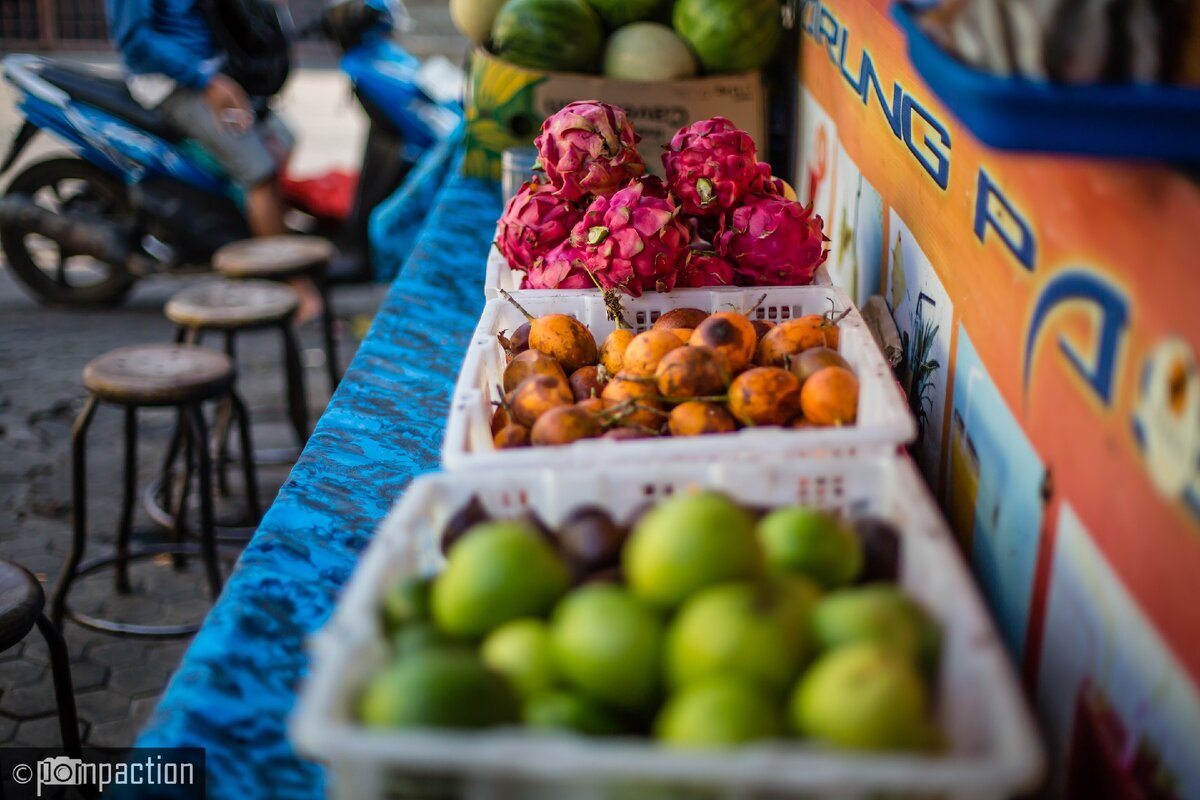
[0,261,389,748]
[0,55,454,759]
[0,4,466,749]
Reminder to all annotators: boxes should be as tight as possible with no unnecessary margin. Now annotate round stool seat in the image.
[0,560,44,652]
[83,344,234,406]
[165,279,299,330]
[213,235,335,280]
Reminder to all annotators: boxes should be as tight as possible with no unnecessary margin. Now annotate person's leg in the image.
[160,91,323,322]
[245,181,286,237]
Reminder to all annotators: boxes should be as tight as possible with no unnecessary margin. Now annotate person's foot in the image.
[288,276,324,325]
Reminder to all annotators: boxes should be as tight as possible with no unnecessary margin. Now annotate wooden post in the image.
[37,0,56,49]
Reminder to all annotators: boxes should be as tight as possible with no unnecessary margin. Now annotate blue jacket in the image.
[106,0,219,89]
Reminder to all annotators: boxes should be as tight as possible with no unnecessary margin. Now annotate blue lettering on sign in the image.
[820,9,840,60]
[975,169,1036,270]
[837,31,902,137]
[803,0,951,190]
[903,94,951,190]
[1024,271,1130,406]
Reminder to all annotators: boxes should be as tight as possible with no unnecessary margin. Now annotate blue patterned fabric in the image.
[368,123,466,283]
[135,172,503,799]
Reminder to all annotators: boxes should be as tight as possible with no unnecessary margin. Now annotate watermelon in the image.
[604,23,697,81]
[492,0,605,73]
[673,0,783,74]
[585,0,671,30]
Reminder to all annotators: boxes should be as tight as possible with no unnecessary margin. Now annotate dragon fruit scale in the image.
[753,162,798,201]
[677,251,735,288]
[573,176,690,297]
[716,195,829,287]
[496,181,583,273]
[663,116,760,217]
[535,101,646,201]
[521,242,595,290]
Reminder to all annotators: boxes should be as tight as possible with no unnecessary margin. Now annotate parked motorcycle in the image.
[0,0,462,307]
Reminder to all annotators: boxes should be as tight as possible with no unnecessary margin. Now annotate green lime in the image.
[790,643,936,750]
[381,575,433,633]
[390,621,464,658]
[358,648,519,729]
[812,585,941,670]
[431,521,570,638]
[665,577,817,694]
[482,618,559,699]
[624,492,761,610]
[655,675,784,748]
[551,585,663,713]
[757,507,862,588]
[523,690,628,736]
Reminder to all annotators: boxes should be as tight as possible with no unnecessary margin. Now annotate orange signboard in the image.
[796,1,1200,795]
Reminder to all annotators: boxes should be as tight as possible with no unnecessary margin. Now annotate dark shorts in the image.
[159,88,295,187]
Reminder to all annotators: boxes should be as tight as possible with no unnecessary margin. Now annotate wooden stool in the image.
[52,344,258,638]
[1,560,81,755]
[213,235,341,393]
[165,278,309,461]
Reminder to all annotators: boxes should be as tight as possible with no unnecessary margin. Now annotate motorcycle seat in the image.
[39,62,181,142]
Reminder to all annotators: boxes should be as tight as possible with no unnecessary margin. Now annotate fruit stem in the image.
[744,293,769,317]
[494,385,513,412]
[824,306,853,326]
[498,289,536,322]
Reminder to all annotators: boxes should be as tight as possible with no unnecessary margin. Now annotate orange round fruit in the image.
[690,312,758,372]
[668,402,738,437]
[652,308,709,331]
[800,366,859,426]
[755,315,841,367]
[599,329,636,375]
[728,367,803,427]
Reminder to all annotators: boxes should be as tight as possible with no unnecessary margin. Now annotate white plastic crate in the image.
[442,285,915,470]
[292,457,1044,800]
[483,237,833,301]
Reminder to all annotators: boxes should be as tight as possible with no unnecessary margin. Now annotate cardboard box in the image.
[463,48,766,182]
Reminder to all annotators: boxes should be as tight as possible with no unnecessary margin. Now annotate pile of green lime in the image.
[359,493,943,752]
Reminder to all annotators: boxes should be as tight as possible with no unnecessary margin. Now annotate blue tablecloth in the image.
[136,173,503,798]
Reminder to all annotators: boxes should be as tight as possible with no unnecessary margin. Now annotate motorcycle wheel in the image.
[1,158,137,307]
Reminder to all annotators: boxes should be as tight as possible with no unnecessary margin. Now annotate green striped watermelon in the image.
[672,0,783,74]
[491,0,605,73]
[585,0,670,30]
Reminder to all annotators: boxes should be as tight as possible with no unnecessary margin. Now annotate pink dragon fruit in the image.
[753,162,793,199]
[677,251,735,288]
[535,101,646,201]
[573,176,689,297]
[716,195,829,287]
[496,181,583,273]
[521,242,595,290]
[662,116,760,217]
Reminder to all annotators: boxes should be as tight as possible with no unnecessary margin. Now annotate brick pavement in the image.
[0,4,467,748]
[0,266,388,748]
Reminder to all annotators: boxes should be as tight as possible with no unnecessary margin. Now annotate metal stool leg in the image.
[36,615,81,756]
[174,325,188,344]
[185,405,223,599]
[213,330,237,496]
[317,279,341,392]
[114,406,137,594]
[169,410,195,570]
[51,396,98,629]
[281,320,310,446]
[228,391,261,523]
[155,407,185,522]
